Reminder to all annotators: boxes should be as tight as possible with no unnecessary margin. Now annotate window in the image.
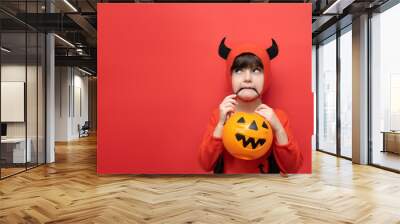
[339,27,352,158]
[371,3,400,171]
[317,35,337,154]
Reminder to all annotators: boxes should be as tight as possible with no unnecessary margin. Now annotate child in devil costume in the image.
[198,37,303,174]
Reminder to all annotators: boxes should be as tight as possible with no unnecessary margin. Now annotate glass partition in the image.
[0,1,46,179]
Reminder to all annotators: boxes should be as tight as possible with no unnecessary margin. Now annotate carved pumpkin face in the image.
[222,112,273,160]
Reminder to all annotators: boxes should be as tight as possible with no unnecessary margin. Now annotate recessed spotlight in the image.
[77,67,93,76]
[54,34,75,48]
[63,0,78,12]
[1,47,11,53]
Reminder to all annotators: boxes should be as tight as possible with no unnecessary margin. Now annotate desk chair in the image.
[79,121,90,138]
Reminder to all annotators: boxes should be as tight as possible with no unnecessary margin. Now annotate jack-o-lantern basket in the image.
[222,112,274,160]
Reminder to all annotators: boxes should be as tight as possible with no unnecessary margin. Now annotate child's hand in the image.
[218,94,237,125]
[255,104,288,145]
[254,104,283,132]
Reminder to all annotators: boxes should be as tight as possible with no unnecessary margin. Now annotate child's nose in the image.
[244,70,252,81]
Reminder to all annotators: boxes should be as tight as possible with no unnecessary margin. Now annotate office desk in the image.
[1,138,32,164]
[381,131,400,154]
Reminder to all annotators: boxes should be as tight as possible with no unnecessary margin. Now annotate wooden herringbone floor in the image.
[1,135,400,224]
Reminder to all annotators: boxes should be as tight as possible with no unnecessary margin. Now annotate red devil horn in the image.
[218,37,231,60]
[266,39,279,60]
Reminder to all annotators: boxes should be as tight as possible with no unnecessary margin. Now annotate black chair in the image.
[79,121,90,138]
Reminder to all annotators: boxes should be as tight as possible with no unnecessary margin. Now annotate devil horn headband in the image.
[218,37,279,60]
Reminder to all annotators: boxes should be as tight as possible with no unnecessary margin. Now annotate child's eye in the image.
[253,68,262,73]
[234,69,242,73]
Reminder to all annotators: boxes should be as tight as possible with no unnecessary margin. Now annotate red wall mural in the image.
[98,3,312,174]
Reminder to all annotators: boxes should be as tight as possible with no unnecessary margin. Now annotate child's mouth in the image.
[236,87,260,96]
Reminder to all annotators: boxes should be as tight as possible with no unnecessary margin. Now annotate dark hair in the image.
[230,53,264,72]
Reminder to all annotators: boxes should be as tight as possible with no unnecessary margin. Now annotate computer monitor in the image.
[1,123,7,137]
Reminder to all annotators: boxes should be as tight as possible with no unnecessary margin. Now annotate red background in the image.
[98,3,312,174]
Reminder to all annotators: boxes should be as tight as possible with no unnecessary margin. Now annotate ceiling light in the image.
[63,0,78,12]
[1,47,11,53]
[78,67,93,76]
[54,34,75,48]
[322,0,355,15]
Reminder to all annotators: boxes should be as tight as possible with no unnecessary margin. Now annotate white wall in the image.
[1,63,46,164]
[1,65,26,133]
[72,73,89,138]
[1,65,40,137]
[55,66,89,141]
[55,66,70,141]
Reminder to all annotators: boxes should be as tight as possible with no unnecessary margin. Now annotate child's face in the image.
[231,67,264,102]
